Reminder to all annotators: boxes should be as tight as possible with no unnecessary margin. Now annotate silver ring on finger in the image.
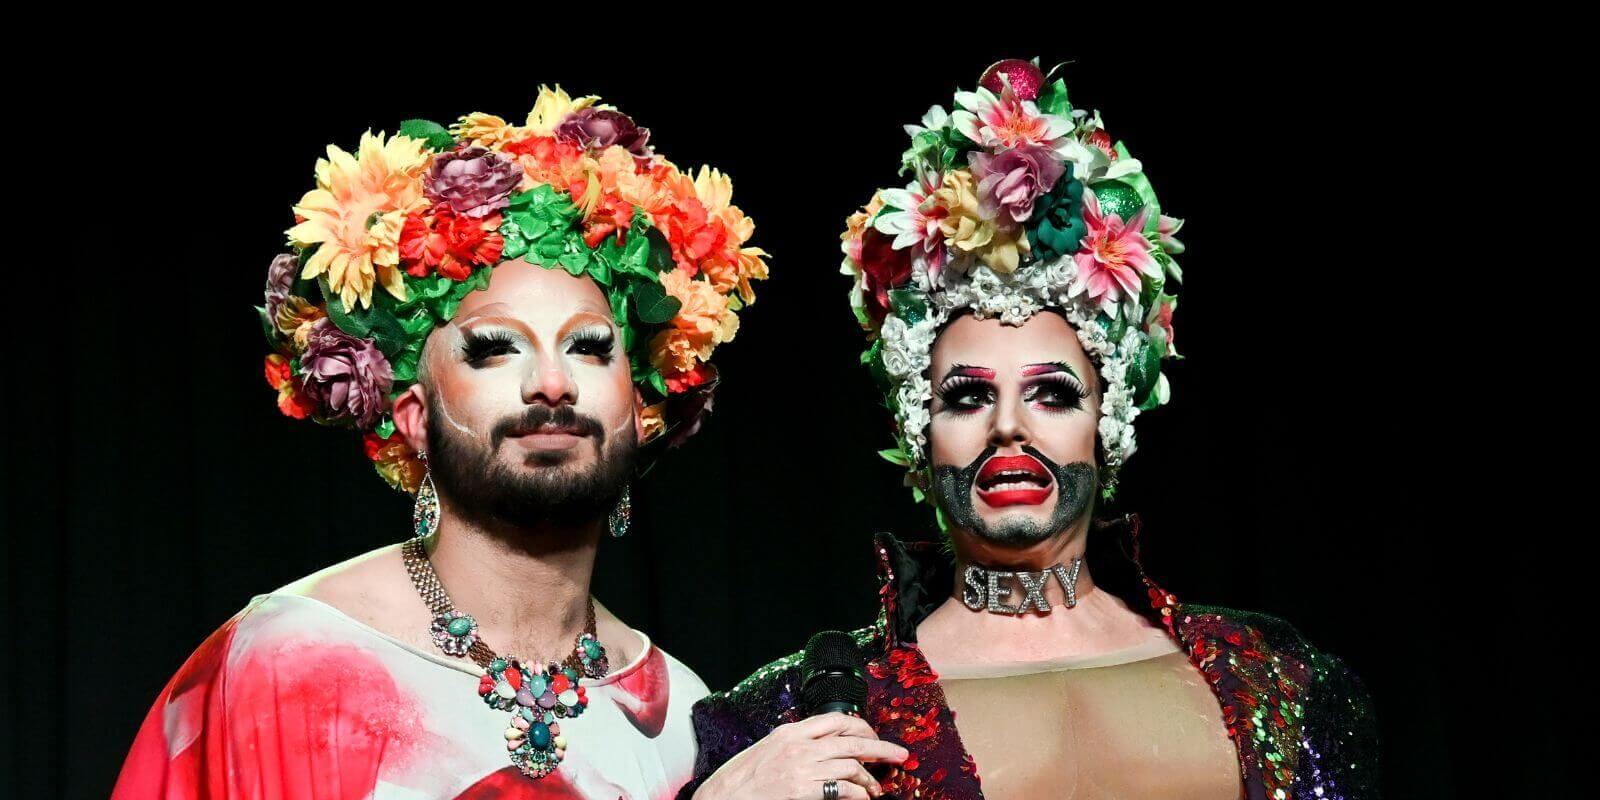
[822,779,840,800]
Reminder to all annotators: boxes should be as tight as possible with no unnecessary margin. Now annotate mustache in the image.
[490,404,606,448]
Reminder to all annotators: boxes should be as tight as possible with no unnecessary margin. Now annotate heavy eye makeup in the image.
[460,327,522,364]
[935,365,998,413]
[1022,373,1089,411]
[564,325,616,362]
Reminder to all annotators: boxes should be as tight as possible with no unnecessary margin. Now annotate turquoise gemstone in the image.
[583,640,602,658]
[520,707,536,722]
[530,722,552,749]
[490,658,507,673]
[529,676,547,696]
[447,617,473,637]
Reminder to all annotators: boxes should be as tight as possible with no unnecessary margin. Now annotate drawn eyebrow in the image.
[943,363,997,381]
[1021,362,1077,378]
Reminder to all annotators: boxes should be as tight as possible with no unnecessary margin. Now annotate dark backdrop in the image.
[5,33,1554,798]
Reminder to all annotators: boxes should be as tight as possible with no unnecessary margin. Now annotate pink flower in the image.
[952,83,1073,153]
[969,145,1064,224]
[874,172,950,282]
[1072,189,1160,316]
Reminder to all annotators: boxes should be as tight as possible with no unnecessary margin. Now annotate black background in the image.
[4,32,1556,799]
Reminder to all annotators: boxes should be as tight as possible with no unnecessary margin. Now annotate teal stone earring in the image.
[607,486,630,538]
[414,451,440,538]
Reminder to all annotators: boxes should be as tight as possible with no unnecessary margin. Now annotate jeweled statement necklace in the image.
[402,536,609,780]
[961,557,1083,615]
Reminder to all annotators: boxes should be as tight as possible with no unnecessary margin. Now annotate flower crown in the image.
[839,60,1184,503]
[260,86,768,494]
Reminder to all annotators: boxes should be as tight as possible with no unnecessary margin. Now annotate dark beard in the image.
[426,400,636,535]
[933,444,1095,545]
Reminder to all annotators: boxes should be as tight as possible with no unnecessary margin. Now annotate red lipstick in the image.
[975,454,1054,507]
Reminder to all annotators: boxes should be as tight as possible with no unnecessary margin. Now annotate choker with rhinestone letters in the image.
[961,557,1083,615]
[402,536,609,780]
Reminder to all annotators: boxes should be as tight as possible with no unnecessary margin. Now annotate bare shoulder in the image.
[276,543,431,645]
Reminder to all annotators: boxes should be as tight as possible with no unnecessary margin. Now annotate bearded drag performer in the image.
[114,86,774,798]
[683,61,1378,800]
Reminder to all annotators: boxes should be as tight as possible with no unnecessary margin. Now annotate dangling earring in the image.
[608,485,631,538]
[413,450,440,539]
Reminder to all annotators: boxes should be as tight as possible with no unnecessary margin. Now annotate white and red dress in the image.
[114,593,708,799]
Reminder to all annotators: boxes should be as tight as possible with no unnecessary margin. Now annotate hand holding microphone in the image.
[694,632,905,800]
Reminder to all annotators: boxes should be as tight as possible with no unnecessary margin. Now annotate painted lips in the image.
[975,454,1054,507]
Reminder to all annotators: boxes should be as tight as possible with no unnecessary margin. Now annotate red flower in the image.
[1086,129,1118,161]
[857,229,912,324]
[399,205,505,280]
[664,362,713,394]
[263,354,314,419]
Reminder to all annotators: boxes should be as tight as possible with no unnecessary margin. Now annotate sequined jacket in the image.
[681,529,1379,800]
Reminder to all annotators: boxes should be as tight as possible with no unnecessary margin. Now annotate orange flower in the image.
[287,131,431,311]
[649,328,699,378]
[661,270,733,354]
[363,430,426,494]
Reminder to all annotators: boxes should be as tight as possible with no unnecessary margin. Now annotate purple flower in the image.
[555,108,652,161]
[264,253,298,320]
[424,147,522,219]
[970,145,1066,224]
[299,318,394,429]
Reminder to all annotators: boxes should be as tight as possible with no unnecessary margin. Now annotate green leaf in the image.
[878,448,912,467]
[633,280,682,324]
[644,228,675,273]
[559,249,590,276]
[319,276,372,337]
[375,417,396,439]
[648,369,668,396]
[1036,78,1071,117]
[256,305,278,343]
[391,345,421,384]
[365,310,410,359]
[398,119,455,151]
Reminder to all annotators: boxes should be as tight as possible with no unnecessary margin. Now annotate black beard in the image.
[426,400,635,535]
[933,444,1095,545]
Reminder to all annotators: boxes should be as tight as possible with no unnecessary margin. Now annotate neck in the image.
[948,519,1099,608]
[425,496,601,659]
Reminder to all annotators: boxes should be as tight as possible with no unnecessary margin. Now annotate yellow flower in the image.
[287,131,430,311]
[274,296,326,351]
[526,85,602,135]
[640,403,667,442]
[735,246,769,305]
[451,112,524,149]
[935,170,993,253]
[693,166,732,214]
[933,169,1031,273]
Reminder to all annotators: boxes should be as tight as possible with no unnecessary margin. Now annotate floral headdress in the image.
[840,60,1183,503]
[260,86,769,494]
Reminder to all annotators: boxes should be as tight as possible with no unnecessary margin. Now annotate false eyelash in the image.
[1026,373,1090,406]
[935,374,987,400]
[461,329,518,361]
[566,327,615,357]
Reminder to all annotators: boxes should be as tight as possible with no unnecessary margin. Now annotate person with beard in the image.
[683,61,1378,800]
[112,87,866,799]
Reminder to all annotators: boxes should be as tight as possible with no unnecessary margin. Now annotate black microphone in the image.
[799,630,868,716]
